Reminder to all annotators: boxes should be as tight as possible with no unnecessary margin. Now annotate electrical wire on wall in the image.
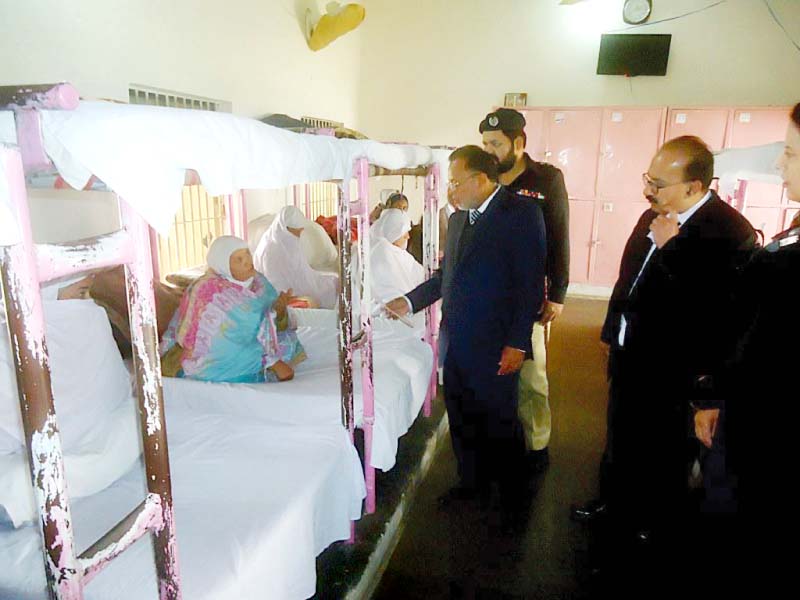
[612,0,727,31]
[763,0,800,54]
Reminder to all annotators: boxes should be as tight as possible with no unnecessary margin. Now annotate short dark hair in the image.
[500,128,527,148]
[449,145,500,182]
[791,103,800,130]
[386,192,408,208]
[662,135,714,189]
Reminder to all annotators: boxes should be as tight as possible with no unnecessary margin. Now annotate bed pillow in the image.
[0,399,142,527]
[0,299,142,526]
[0,299,133,451]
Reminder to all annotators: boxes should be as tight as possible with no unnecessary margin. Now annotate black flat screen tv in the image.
[597,33,671,76]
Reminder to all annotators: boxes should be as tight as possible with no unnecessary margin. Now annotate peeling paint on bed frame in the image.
[422,165,441,415]
[353,158,377,515]
[0,89,182,599]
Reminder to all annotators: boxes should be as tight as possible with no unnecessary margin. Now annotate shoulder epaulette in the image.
[765,226,800,252]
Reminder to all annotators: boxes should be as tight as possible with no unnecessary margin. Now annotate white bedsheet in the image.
[0,404,365,600]
[39,101,438,233]
[163,323,434,472]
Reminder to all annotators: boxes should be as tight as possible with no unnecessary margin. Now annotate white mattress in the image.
[0,403,365,600]
[163,323,434,472]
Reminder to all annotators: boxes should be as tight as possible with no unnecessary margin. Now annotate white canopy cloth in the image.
[37,101,438,233]
[253,207,339,308]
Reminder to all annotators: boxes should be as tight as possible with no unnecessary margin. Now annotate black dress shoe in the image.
[570,498,608,522]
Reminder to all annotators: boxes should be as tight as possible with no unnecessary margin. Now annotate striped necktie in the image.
[468,209,481,225]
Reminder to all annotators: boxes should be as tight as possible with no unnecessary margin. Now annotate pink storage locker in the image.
[728,108,790,148]
[744,206,783,242]
[543,109,602,201]
[520,109,546,162]
[568,199,595,284]
[591,201,651,286]
[596,108,666,203]
[743,180,784,208]
[665,108,729,151]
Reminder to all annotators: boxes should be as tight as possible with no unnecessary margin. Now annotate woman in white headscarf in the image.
[160,236,304,383]
[253,206,339,309]
[369,208,425,304]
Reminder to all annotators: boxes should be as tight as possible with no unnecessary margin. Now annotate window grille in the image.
[156,185,228,278]
[129,85,231,278]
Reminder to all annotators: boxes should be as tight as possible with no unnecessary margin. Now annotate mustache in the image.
[646,194,658,204]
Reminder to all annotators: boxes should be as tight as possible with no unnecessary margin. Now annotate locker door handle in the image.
[544,151,552,158]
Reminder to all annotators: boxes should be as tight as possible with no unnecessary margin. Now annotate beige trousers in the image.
[518,321,551,451]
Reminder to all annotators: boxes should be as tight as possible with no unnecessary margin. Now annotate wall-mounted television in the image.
[597,33,671,76]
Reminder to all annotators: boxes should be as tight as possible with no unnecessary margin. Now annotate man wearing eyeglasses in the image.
[572,136,756,552]
[385,145,546,510]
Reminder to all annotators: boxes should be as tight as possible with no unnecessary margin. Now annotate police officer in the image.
[691,104,800,590]
[480,108,570,473]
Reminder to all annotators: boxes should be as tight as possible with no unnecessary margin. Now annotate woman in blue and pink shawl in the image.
[161,236,305,383]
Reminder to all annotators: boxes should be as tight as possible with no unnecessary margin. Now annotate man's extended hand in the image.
[694,408,720,449]
[650,210,680,248]
[539,300,564,324]
[384,297,411,319]
[497,346,525,376]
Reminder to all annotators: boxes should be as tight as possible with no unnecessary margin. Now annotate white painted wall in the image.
[356,0,800,146]
[1,0,364,241]
[0,0,363,122]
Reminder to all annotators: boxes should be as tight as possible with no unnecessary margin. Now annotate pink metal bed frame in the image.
[332,159,441,515]
[0,83,181,600]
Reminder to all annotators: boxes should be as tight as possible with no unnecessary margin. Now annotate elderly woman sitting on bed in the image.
[254,206,339,309]
[370,208,425,303]
[161,236,305,383]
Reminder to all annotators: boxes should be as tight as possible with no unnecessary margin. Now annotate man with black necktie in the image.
[572,136,756,544]
[385,145,547,508]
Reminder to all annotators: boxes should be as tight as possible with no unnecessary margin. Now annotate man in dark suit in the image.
[386,145,546,506]
[572,136,756,540]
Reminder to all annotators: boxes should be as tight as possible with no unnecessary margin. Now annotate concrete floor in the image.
[373,298,611,599]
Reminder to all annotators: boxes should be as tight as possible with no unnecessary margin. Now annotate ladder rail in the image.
[1,83,182,599]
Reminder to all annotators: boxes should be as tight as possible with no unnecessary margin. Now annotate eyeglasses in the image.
[642,172,690,191]
[448,173,479,190]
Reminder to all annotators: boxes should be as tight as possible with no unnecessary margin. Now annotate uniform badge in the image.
[488,115,499,127]
[516,188,546,200]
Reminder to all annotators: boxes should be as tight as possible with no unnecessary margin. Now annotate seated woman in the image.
[161,236,305,383]
[370,191,409,223]
[370,208,425,304]
[254,206,339,309]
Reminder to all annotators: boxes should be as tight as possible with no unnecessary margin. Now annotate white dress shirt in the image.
[618,191,713,347]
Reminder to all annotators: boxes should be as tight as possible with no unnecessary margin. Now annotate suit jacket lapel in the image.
[448,211,468,267]
[456,190,503,268]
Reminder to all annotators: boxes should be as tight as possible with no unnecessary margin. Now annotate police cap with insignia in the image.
[479,108,526,133]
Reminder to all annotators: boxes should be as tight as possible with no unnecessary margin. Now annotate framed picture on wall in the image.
[504,93,527,107]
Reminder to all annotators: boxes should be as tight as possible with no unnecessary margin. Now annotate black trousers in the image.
[443,354,525,492]
[599,349,693,529]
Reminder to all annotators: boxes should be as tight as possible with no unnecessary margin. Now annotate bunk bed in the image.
[1,84,443,598]
[27,98,445,513]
